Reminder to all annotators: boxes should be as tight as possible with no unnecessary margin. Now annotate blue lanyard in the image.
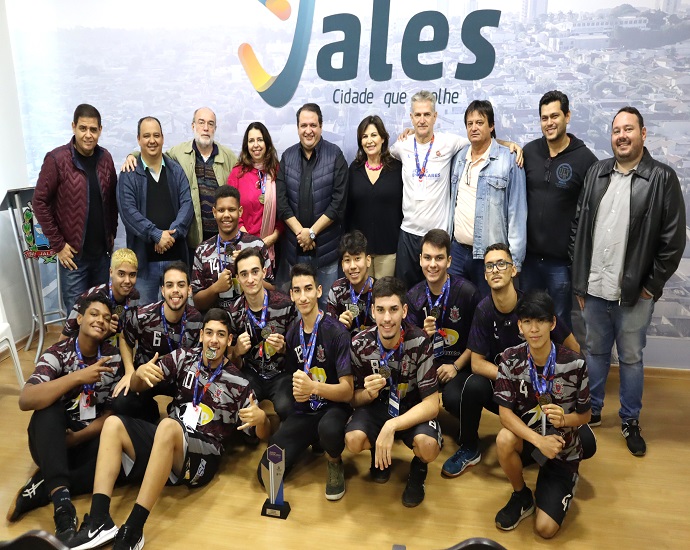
[192,356,225,407]
[257,169,267,195]
[109,280,129,332]
[528,342,557,398]
[413,135,434,182]
[217,233,242,272]
[425,277,450,329]
[246,291,269,330]
[160,303,187,352]
[376,329,405,378]
[299,311,323,410]
[75,338,101,397]
[349,277,372,327]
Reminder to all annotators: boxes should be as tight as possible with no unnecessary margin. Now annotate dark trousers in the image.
[442,368,498,448]
[240,369,295,421]
[259,403,350,476]
[395,230,424,290]
[27,401,100,495]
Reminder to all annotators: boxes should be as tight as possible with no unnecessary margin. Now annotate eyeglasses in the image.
[484,260,513,272]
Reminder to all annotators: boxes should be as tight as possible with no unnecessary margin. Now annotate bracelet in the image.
[453,363,460,372]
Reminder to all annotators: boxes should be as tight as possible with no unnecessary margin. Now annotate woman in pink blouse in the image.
[227,122,283,266]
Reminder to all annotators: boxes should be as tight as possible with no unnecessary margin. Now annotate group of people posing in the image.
[7,88,685,549]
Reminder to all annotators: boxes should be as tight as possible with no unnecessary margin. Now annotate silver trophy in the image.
[261,444,291,519]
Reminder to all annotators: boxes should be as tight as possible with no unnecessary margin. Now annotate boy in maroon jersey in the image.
[494,290,591,538]
[345,276,441,507]
[67,309,269,550]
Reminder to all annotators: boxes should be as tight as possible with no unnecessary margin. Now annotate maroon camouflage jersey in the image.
[285,313,352,413]
[158,347,255,448]
[122,300,203,367]
[468,289,571,366]
[61,283,141,347]
[227,289,297,379]
[326,276,375,336]
[26,338,122,429]
[191,232,273,310]
[350,321,438,415]
[494,342,590,471]
[406,275,480,366]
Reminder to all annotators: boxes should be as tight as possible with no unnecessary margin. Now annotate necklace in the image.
[365,160,383,171]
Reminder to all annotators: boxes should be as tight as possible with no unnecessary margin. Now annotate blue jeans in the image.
[294,255,339,311]
[136,261,168,305]
[521,254,572,329]
[60,254,110,313]
[581,294,654,421]
[449,240,489,297]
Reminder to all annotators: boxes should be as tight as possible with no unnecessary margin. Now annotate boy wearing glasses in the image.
[441,243,584,478]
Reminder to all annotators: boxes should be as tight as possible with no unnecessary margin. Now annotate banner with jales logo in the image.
[6,0,690,363]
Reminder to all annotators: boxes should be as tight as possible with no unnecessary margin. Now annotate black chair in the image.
[0,530,68,550]
[446,537,507,550]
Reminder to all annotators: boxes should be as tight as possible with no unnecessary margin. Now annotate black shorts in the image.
[117,415,221,488]
[530,457,579,526]
[345,401,443,450]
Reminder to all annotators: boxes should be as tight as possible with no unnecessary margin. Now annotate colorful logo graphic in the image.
[238,0,315,108]
[22,201,56,263]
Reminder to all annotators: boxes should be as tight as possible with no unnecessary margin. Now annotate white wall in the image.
[0,3,33,341]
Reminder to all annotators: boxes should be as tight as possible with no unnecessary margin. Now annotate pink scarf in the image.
[255,164,277,263]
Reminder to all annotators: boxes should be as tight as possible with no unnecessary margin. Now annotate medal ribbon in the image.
[349,277,372,328]
[160,303,187,352]
[413,135,435,182]
[425,277,450,331]
[75,338,102,406]
[247,291,270,360]
[192,356,225,407]
[246,290,269,331]
[376,328,405,383]
[109,280,129,332]
[527,342,557,398]
[217,233,242,272]
[299,311,324,410]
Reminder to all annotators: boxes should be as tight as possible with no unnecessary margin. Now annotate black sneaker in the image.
[589,413,601,427]
[68,513,118,549]
[495,486,535,530]
[54,501,78,544]
[113,525,145,550]
[369,451,391,484]
[401,457,428,507]
[622,419,646,456]
[6,469,49,522]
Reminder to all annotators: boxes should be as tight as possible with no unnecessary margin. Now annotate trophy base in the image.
[261,499,291,519]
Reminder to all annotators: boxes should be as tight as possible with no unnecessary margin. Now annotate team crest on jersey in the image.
[370,359,379,372]
[316,345,326,363]
[401,359,409,376]
[553,381,563,398]
[449,306,460,323]
[214,387,224,401]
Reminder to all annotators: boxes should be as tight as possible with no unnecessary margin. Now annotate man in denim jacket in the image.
[449,100,527,296]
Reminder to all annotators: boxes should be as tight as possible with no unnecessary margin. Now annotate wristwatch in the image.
[309,228,316,240]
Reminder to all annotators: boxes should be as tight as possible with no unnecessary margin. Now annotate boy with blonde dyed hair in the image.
[61,248,141,345]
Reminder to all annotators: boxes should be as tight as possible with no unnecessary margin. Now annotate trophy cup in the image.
[261,444,291,519]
